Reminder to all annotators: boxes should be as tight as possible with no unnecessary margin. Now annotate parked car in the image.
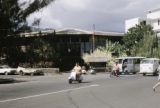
[0,65,17,75]
[139,58,160,76]
[17,66,43,76]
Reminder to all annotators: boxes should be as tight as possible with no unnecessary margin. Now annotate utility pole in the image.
[92,24,95,53]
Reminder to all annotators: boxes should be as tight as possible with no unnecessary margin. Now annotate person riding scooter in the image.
[68,63,83,84]
[111,61,119,77]
[73,62,82,78]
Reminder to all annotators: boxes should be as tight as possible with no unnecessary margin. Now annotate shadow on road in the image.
[0,78,28,84]
[68,81,91,84]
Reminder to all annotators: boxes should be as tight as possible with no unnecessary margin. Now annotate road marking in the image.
[0,84,99,103]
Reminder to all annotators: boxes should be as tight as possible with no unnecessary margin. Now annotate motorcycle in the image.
[88,66,96,74]
[110,70,119,77]
[82,69,87,74]
[68,70,83,84]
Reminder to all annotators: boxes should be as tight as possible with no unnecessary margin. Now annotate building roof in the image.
[19,28,124,37]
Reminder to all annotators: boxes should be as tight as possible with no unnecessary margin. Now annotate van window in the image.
[134,59,141,64]
[127,59,132,64]
[141,60,154,64]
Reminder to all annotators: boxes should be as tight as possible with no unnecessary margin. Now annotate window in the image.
[141,60,154,64]
[127,59,132,64]
[134,59,141,64]
[140,21,146,25]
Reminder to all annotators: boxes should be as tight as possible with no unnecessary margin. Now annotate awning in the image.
[86,57,108,62]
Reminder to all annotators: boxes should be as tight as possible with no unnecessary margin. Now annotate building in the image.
[147,8,160,35]
[125,17,145,33]
[125,8,160,37]
[18,28,123,55]
[4,28,124,70]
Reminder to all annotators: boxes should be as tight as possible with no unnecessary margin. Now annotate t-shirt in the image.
[73,66,81,74]
[112,64,119,71]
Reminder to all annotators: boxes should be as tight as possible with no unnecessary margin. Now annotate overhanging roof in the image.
[56,28,124,36]
[19,28,124,37]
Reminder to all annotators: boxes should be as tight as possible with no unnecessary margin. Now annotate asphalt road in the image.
[0,73,160,108]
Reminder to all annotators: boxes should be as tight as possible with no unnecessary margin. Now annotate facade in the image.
[6,28,123,70]
[125,8,160,37]
[147,8,160,34]
[19,28,123,56]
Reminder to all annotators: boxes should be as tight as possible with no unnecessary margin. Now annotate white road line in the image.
[0,84,99,103]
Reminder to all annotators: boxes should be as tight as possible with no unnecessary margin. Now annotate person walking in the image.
[153,72,160,92]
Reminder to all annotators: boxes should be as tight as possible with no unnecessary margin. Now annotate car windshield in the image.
[141,60,154,64]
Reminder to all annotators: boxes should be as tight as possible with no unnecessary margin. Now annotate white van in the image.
[139,58,160,76]
[116,57,145,74]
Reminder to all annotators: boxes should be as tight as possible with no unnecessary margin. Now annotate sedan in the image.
[17,66,43,76]
[0,65,17,75]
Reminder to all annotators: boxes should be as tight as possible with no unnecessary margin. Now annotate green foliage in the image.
[123,23,154,55]
[98,40,126,57]
[124,22,160,58]
[134,33,160,58]
[83,48,112,63]
[0,0,55,65]
[27,38,59,62]
[0,0,55,40]
[83,40,126,63]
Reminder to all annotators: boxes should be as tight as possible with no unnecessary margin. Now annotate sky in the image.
[27,0,160,32]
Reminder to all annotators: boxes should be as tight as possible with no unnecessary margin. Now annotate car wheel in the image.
[69,79,72,84]
[143,73,146,76]
[20,71,24,76]
[153,72,158,76]
[124,70,128,75]
[79,80,82,83]
[133,72,136,74]
[31,73,34,76]
[5,71,8,75]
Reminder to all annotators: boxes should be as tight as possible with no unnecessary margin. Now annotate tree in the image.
[123,22,154,55]
[0,0,55,44]
[0,0,55,65]
[135,33,160,58]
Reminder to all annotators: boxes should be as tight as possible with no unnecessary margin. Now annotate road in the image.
[0,73,160,108]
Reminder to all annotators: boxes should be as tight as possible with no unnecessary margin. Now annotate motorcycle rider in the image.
[111,61,119,77]
[73,62,82,79]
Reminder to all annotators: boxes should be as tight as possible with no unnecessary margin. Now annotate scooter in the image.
[82,69,87,74]
[88,67,96,74]
[68,70,83,84]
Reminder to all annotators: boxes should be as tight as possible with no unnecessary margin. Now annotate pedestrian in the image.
[122,61,127,73]
[153,72,160,92]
